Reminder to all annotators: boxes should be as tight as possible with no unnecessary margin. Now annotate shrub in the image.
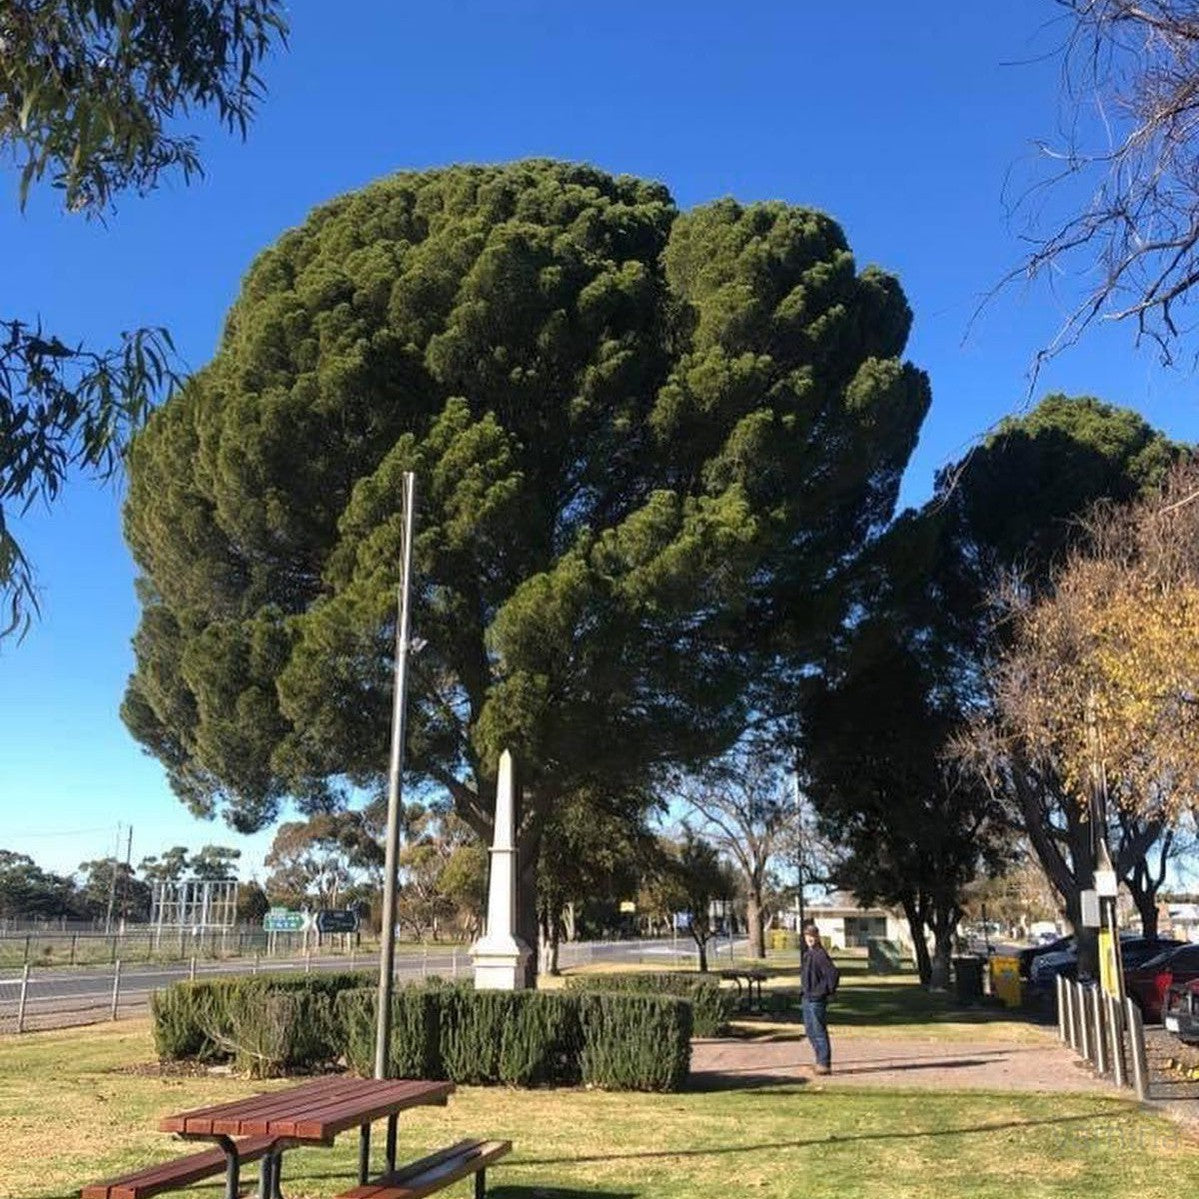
[577,992,692,1092]
[152,970,374,1067]
[336,987,440,1079]
[565,971,734,1036]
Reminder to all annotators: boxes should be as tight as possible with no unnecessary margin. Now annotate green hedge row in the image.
[340,986,691,1092]
[149,970,374,1074]
[151,973,692,1090]
[564,971,734,1036]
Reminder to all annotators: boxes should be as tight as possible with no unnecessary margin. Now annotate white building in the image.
[801,892,913,951]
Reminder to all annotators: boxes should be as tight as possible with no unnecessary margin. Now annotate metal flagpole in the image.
[374,471,417,1079]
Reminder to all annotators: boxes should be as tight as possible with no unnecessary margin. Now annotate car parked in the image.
[1163,980,1199,1044]
[1126,943,1199,1022]
[1018,935,1073,981]
[1029,936,1182,991]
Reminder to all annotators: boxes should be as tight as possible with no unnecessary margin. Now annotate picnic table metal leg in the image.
[385,1114,398,1176]
[358,1122,371,1185]
[215,1134,239,1199]
[475,1167,486,1199]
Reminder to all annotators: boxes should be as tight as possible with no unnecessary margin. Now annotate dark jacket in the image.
[801,944,839,999]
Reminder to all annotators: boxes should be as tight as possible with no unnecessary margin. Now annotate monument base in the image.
[471,935,533,991]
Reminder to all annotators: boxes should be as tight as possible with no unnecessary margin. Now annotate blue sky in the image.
[3,1,1198,882]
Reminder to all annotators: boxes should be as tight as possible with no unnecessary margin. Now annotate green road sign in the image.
[263,908,305,932]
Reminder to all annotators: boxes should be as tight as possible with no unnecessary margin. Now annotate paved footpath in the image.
[690,1030,1113,1092]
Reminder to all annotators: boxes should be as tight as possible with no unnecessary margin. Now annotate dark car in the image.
[1029,935,1181,989]
[1126,943,1199,1022]
[1018,935,1073,981]
[1163,980,1199,1044]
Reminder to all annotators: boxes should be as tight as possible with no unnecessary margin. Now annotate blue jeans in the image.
[802,996,831,1068]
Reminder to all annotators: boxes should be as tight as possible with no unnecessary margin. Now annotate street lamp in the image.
[375,471,417,1079]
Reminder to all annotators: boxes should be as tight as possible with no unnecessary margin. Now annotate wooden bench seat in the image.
[81,1135,279,1199]
[337,1138,512,1199]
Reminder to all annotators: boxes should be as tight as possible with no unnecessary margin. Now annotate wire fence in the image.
[0,936,706,1035]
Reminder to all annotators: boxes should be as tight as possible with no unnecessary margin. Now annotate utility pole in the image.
[119,825,133,929]
[103,823,121,935]
[1086,693,1125,1000]
[375,471,417,1080]
[792,773,806,936]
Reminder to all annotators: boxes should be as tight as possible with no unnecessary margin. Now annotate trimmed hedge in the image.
[149,970,374,1069]
[564,971,734,1036]
[154,974,692,1091]
[577,992,691,1091]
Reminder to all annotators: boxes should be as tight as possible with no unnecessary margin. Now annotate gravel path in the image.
[690,1029,1115,1093]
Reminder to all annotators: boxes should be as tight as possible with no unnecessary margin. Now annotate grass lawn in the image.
[1,1018,1195,1199]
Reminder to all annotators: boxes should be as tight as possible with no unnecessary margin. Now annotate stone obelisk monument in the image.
[471,749,532,990]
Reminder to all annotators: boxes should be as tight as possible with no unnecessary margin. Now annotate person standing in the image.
[800,922,839,1074]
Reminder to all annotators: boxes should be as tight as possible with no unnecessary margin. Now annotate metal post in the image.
[70,933,77,966]
[1125,998,1150,1101]
[1056,975,1067,1042]
[375,471,417,1081]
[1093,986,1108,1075]
[305,946,312,974]
[253,952,260,976]
[1080,985,1094,1062]
[189,956,197,983]
[452,949,458,979]
[111,959,122,1020]
[1109,995,1126,1088]
[17,964,30,1033]
[358,1124,371,1185]
[422,944,428,979]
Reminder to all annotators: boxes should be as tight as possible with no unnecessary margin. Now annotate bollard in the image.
[305,947,311,975]
[253,952,260,976]
[1063,978,1075,1049]
[1108,995,1127,1088]
[1078,984,1093,1061]
[1057,975,1067,1042]
[422,945,428,979]
[1125,998,1150,1101]
[1093,986,1108,1075]
[452,949,458,979]
[111,959,122,1020]
[189,956,197,983]
[17,963,30,1033]
[70,933,77,966]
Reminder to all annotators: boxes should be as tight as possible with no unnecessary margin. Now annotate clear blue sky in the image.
[3,1,1198,882]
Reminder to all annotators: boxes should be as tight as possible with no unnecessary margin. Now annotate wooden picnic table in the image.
[159,1076,454,1199]
[719,968,768,1011]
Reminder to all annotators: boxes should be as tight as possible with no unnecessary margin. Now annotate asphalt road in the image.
[0,937,710,1031]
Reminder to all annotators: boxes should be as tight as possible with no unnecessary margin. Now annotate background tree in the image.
[910,395,1184,974]
[75,857,151,923]
[0,0,287,632]
[235,878,270,925]
[798,622,1007,988]
[189,845,242,880]
[138,846,190,883]
[536,788,655,972]
[1013,1,1199,363]
[680,745,790,960]
[0,851,76,919]
[264,810,383,910]
[643,832,734,973]
[122,160,932,972]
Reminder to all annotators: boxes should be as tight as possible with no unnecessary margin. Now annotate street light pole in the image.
[374,471,417,1080]
[792,773,806,936]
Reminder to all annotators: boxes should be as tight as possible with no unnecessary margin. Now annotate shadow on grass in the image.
[512,1109,1134,1167]
[489,1190,638,1198]
[729,981,1028,1029]
[689,1054,999,1091]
